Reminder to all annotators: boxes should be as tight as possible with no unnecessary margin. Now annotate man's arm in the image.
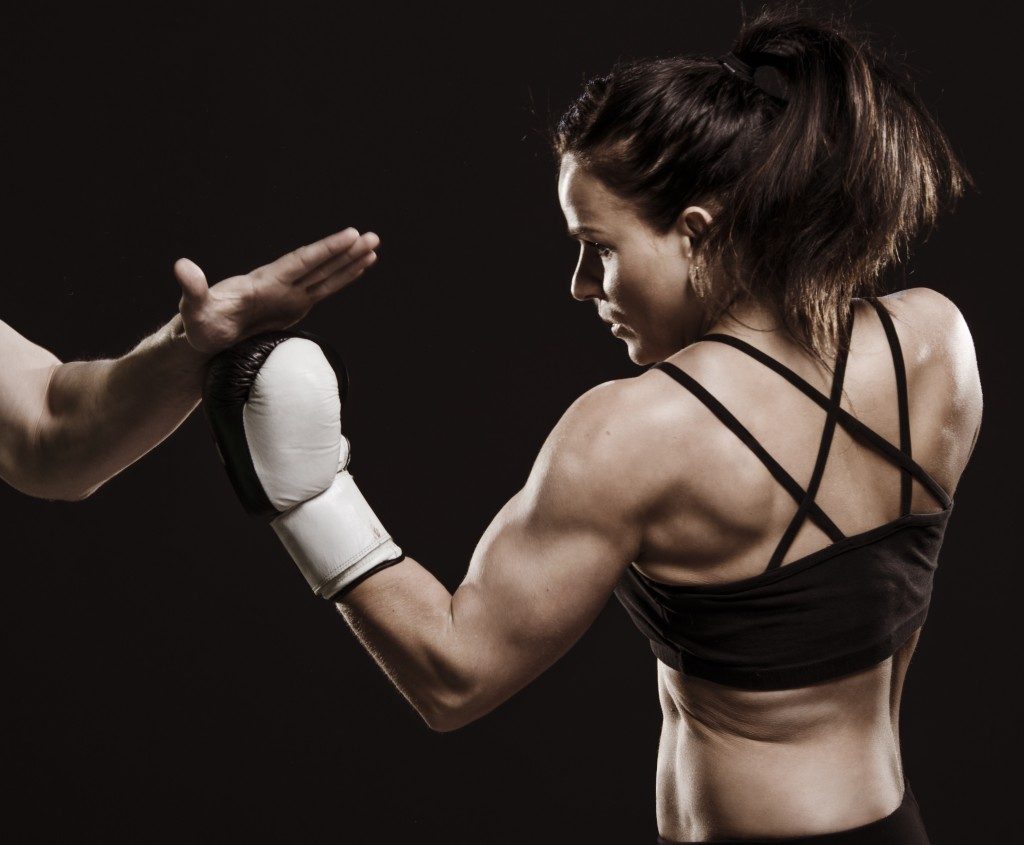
[0,228,379,500]
[0,317,205,500]
[336,381,652,731]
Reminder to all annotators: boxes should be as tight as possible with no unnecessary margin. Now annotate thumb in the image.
[174,257,209,303]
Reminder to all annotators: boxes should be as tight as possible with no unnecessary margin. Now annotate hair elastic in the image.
[718,52,755,82]
[718,52,789,103]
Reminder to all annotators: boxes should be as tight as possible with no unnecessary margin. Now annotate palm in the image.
[176,228,379,353]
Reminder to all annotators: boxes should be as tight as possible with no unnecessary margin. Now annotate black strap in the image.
[765,330,850,570]
[652,361,846,543]
[866,297,913,516]
[694,333,951,510]
[719,53,755,81]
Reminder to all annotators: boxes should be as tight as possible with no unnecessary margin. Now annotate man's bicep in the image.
[0,321,61,483]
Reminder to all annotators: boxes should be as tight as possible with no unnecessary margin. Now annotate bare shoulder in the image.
[879,287,983,464]
[879,287,978,371]
[881,286,980,383]
[532,372,711,523]
[532,378,655,508]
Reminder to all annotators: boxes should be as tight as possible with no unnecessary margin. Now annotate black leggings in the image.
[656,779,929,844]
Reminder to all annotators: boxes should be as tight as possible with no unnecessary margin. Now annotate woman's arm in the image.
[0,228,378,500]
[336,381,652,731]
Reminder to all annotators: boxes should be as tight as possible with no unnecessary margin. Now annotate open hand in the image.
[175,228,379,353]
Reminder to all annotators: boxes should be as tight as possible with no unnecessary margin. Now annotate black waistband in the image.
[655,777,928,844]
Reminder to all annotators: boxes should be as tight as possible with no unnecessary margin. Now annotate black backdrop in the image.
[1,2,1016,843]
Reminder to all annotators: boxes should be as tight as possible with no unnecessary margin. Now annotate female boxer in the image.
[205,9,982,843]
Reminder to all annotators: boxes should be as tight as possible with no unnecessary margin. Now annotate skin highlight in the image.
[331,154,980,838]
[558,153,713,364]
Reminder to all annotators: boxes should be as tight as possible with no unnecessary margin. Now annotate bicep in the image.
[447,384,646,713]
[0,320,61,483]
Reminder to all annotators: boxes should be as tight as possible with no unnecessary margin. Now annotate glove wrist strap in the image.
[271,470,403,599]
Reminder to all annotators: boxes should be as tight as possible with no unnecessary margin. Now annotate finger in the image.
[306,250,378,301]
[298,231,380,289]
[174,258,209,303]
[259,227,361,284]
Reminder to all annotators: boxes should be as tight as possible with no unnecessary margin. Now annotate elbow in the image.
[29,454,102,501]
[24,462,103,502]
[5,442,103,502]
[409,609,502,733]
[420,699,478,734]
[13,418,105,501]
[13,473,101,502]
[415,675,488,733]
[48,482,101,502]
[426,718,471,734]
[421,712,461,733]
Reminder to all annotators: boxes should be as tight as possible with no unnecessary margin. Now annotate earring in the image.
[689,255,711,300]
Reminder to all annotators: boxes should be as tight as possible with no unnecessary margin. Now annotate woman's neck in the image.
[707,297,784,339]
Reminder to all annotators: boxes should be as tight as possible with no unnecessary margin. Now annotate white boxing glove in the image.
[203,331,403,599]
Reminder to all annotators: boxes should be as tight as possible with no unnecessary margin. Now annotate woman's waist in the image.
[658,721,904,841]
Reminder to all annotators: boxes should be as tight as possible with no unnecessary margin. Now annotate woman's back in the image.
[615,287,981,840]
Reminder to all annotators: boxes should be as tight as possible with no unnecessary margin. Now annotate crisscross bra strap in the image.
[763,323,850,570]
[866,296,913,516]
[651,362,846,543]
[697,310,951,511]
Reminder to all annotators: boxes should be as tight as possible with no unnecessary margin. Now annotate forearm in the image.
[337,559,484,732]
[197,321,623,735]
[27,314,208,499]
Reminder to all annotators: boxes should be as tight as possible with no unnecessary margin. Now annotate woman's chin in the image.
[622,337,652,366]
[622,335,678,366]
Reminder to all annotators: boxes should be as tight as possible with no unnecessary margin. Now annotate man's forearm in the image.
[27,314,208,499]
[7,227,381,501]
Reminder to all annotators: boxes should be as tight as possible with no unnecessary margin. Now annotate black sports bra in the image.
[614,297,954,691]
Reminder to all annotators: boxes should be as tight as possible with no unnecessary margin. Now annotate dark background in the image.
[1,2,1016,842]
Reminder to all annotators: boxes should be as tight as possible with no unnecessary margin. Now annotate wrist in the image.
[167,312,203,353]
[155,313,211,395]
[271,469,404,599]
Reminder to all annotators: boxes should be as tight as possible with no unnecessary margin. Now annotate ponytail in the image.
[553,5,969,362]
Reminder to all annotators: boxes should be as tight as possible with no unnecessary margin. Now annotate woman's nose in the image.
[571,249,603,302]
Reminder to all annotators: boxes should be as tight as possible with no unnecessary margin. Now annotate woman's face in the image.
[557,153,709,364]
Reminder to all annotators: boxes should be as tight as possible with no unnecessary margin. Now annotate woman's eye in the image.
[592,243,613,260]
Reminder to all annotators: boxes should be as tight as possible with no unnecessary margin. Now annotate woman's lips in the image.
[610,323,629,336]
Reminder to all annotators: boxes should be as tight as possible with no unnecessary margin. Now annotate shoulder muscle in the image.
[888,287,983,468]
[522,377,665,532]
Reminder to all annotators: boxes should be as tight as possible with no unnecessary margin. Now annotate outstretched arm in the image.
[203,335,659,730]
[335,382,648,731]
[0,317,207,500]
[0,228,379,500]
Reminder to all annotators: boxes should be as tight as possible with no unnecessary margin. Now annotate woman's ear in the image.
[676,206,713,253]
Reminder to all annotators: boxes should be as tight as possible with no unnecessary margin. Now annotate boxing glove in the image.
[203,331,404,599]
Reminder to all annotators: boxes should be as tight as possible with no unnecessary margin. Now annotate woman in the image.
[204,8,982,843]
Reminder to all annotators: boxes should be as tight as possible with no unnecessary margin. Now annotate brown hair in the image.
[553,5,969,362]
